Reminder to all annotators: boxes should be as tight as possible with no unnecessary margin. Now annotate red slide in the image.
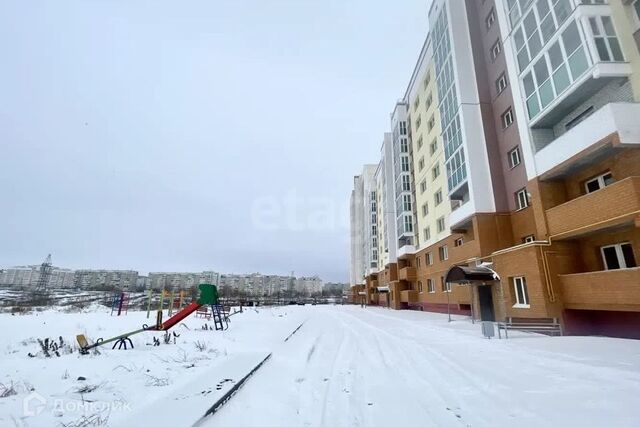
[160,302,202,330]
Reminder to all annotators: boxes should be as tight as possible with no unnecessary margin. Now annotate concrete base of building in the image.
[563,309,640,339]
[406,302,472,316]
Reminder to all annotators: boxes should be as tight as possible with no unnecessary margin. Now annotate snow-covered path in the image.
[204,306,640,427]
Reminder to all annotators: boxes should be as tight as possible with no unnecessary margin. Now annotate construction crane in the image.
[34,254,53,292]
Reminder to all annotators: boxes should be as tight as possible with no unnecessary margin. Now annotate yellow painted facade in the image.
[610,0,640,100]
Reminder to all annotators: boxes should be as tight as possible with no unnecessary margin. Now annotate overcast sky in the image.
[0,0,429,282]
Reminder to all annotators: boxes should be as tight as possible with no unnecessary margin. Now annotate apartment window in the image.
[416,257,421,268]
[417,136,424,150]
[601,243,637,270]
[513,277,530,307]
[423,72,431,89]
[454,238,464,247]
[403,215,413,233]
[427,116,435,132]
[400,138,408,153]
[418,281,423,293]
[496,72,508,94]
[423,227,431,241]
[425,94,433,110]
[434,189,443,206]
[585,172,614,194]
[399,121,407,135]
[421,203,429,217]
[634,0,640,22]
[426,252,433,265]
[402,194,412,211]
[486,8,496,30]
[508,146,521,169]
[502,108,514,129]
[437,217,445,233]
[441,277,451,293]
[420,179,427,194]
[439,245,448,261]
[430,139,437,155]
[432,163,440,180]
[402,175,411,191]
[418,157,425,171]
[413,96,420,111]
[416,115,422,130]
[491,39,502,61]
[589,16,624,62]
[427,278,435,293]
[523,235,535,243]
[515,188,529,210]
[401,156,410,172]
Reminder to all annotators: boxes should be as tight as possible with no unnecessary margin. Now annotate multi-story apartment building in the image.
[148,271,218,290]
[350,0,640,338]
[74,270,139,289]
[0,265,74,288]
[294,276,324,296]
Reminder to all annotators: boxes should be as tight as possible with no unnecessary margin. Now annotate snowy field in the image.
[1,305,639,427]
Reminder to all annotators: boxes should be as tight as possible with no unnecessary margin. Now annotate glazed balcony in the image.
[546,177,640,239]
[398,267,417,282]
[560,268,640,311]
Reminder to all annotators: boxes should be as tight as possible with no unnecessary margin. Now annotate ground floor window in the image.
[512,276,529,308]
[418,281,423,293]
[427,279,434,293]
[601,242,636,270]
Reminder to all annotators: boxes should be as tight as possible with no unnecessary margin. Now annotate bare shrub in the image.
[194,340,207,352]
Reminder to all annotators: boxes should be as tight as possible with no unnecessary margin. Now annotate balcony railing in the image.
[398,267,417,281]
[560,268,640,310]
[400,290,419,303]
[546,177,640,238]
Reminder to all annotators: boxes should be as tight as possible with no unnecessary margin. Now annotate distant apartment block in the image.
[74,270,139,289]
[350,0,640,339]
[0,265,74,288]
[148,271,218,290]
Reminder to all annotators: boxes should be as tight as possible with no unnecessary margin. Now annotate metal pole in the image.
[146,289,153,319]
[447,282,451,322]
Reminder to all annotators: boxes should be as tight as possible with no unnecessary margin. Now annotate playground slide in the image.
[160,301,202,330]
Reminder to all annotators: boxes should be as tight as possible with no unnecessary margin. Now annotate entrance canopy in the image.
[445,265,500,284]
[376,286,390,293]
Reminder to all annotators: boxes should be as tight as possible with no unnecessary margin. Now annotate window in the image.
[420,179,427,194]
[403,215,413,233]
[423,227,431,241]
[454,237,464,247]
[427,116,435,132]
[423,72,431,89]
[402,175,411,191]
[434,189,443,206]
[437,217,445,233]
[418,157,425,171]
[486,8,496,30]
[416,257,421,268]
[439,245,448,261]
[589,16,624,62]
[432,163,440,180]
[441,277,451,293]
[601,243,636,270]
[417,136,423,150]
[400,138,408,153]
[421,203,428,217]
[416,115,422,130]
[491,39,502,60]
[523,235,535,243]
[513,277,530,307]
[425,94,433,110]
[508,146,521,169]
[402,194,412,211]
[515,188,529,210]
[585,172,614,194]
[418,281,423,293]
[426,252,433,265]
[502,108,514,129]
[496,72,508,94]
[430,139,437,155]
[413,96,420,111]
[401,156,410,172]
[427,278,435,293]
[634,0,640,22]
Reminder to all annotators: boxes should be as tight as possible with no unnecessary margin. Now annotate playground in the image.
[0,286,307,427]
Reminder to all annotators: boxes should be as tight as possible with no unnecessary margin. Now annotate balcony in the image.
[536,103,640,178]
[398,267,417,282]
[451,239,481,264]
[546,177,640,239]
[560,268,640,311]
[400,290,419,303]
[397,244,416,258]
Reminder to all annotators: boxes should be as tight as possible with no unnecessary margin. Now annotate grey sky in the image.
[0,0,429,282]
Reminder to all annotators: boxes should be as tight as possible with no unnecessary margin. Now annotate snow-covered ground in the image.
[1,305,639,427]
